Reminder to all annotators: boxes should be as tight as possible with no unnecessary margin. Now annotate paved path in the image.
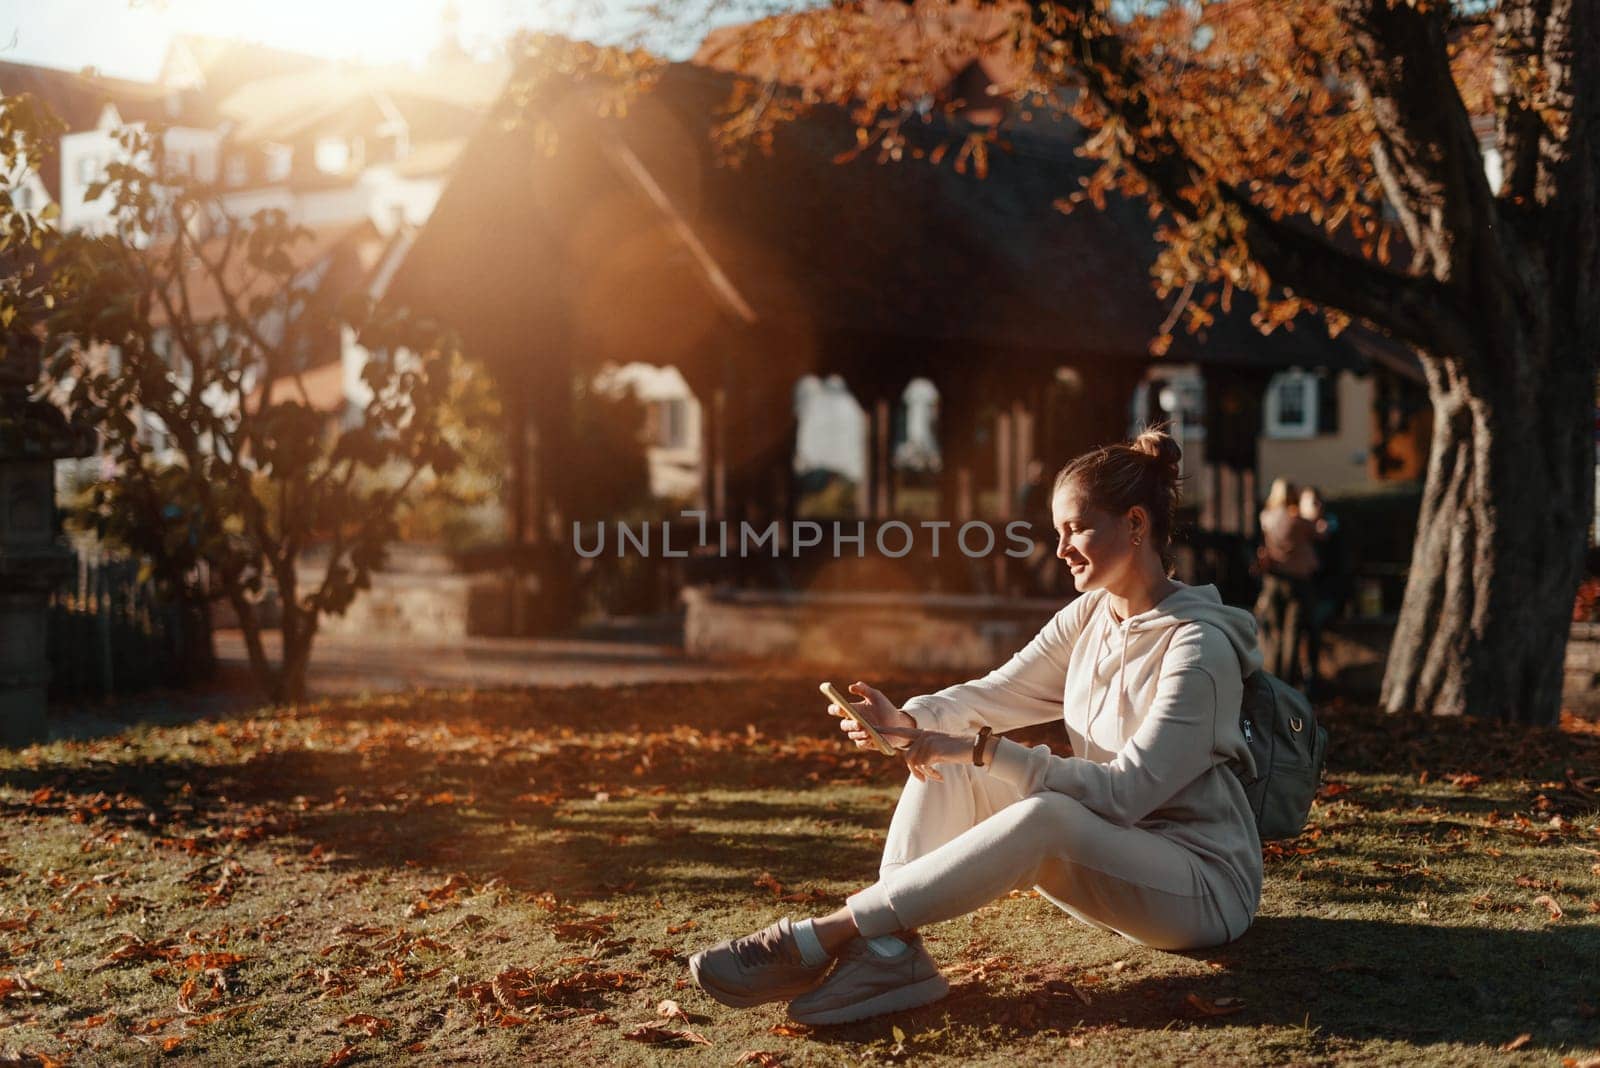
[212,627,768,697]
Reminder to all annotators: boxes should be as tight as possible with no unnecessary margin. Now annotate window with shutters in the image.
[1264,370,1318,439]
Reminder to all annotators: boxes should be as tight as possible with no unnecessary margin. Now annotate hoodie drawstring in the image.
[1115,621,1132,735]
[1084,615,1133,749]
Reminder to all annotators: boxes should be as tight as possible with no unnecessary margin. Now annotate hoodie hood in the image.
[1080,582,1263,751]
[1118,582,1264,681]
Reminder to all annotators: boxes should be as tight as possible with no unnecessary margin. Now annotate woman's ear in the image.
[1128,506,1149,544]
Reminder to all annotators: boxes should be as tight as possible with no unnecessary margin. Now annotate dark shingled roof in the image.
[0,60,195,201]
[384,60,1373,383]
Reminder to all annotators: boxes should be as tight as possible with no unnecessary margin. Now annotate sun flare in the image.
[135,0,501,67]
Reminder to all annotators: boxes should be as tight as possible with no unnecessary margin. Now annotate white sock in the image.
[791,918,831,967]
[866,935,908,958]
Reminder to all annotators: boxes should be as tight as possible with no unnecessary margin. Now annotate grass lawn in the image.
[2,674,1598,1066]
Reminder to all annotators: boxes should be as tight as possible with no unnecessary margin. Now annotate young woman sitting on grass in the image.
[689,429,1266,1026]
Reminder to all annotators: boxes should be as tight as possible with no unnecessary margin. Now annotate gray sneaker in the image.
[689,918,830,1008]
[786,933,949,1025]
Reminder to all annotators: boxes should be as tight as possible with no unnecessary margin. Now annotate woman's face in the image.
[1052,482,1138,593]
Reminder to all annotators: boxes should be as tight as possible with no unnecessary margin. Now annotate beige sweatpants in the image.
[845,764,1252,951]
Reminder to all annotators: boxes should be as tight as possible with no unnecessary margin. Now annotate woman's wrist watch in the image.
[972,725,994,766]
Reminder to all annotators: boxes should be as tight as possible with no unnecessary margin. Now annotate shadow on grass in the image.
[803,917,1600,1056]
[8,686,1600,1061]
[0,744,893,898]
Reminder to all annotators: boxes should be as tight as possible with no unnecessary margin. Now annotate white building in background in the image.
[2,163,53,221]
[795,376,868,482]
[9,26,509,510]
[794,374,942,485]
[598,363,704,501]
[58,108,222,234]
[896,377,941,472]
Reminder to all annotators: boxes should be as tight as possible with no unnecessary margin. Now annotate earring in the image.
[1132,534,1142,547]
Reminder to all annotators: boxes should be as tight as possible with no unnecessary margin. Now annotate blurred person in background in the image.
[1295,487,1342,699]
[1254,478,1323,686]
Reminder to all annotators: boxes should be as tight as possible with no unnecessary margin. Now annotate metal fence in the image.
[47,555,214,699]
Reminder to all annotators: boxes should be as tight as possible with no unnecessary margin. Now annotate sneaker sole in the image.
[689,951,816,1009]
[787,973,951,1026]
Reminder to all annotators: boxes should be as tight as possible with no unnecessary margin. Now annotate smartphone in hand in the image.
[820,681,897,756]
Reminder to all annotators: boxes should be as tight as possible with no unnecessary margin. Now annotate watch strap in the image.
[973,725,994,766]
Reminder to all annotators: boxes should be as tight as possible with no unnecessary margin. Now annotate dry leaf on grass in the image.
[551,915,617,941]
[1185,993,1246,1017]
[623,1022,712,1046]
[1499,1032,1532,1051]
[735,1052,786,1066]
[1044,978,1092,1005]
[13,1053,69,1068]
[323,1042,361,1067]
[180,952,245,972]
[340,1013,392,1037]
[0,977,53,1002]
[175,976,205,1014]
[183,1003,257,1029]
[130,1016,176,1035]
[93,933,183,970]
[1533,894,1564,920]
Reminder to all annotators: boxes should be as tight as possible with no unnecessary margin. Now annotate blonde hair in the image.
[1053,426,1184,569]
[1264,477,1296,512]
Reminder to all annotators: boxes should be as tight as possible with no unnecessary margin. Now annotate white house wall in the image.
[595,363,704,501]
[218,169,442,236]
[1258,371,1375,496]
[60,118,220,233]
[795,376,867,482]
[3,166,52,219]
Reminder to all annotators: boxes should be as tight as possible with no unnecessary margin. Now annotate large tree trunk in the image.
[1380,341,1594,724]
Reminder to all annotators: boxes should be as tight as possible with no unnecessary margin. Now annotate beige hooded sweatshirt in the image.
[900,582,1265,921]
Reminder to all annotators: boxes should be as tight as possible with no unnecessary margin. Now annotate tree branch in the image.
[1040,0,1471,353]
[1332,0,1498,283]
[1495,0,1553,206]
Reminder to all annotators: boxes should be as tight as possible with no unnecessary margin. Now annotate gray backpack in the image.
[1232,671,1328,840]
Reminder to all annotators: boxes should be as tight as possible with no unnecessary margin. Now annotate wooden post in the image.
[937,370,977,526]
[1243,467,1258,538]
[702,385,726,525]
[996,407,1014,522]
[1015,397,1036,488]
[861,395,875,520]
[874,396,893,518]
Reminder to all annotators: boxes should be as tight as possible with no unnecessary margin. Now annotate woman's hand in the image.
[830,681,917,753]
[875,726,975,783]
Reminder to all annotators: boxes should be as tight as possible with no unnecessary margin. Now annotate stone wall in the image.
[294,567,544,640]
[682,586,1059,672]
[683,586,1600,713]
[1566,622,1600,712]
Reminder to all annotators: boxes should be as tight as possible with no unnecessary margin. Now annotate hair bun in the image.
[1131,428,1182,484]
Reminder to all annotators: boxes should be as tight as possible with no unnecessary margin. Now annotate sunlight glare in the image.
[140,0,505,67]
